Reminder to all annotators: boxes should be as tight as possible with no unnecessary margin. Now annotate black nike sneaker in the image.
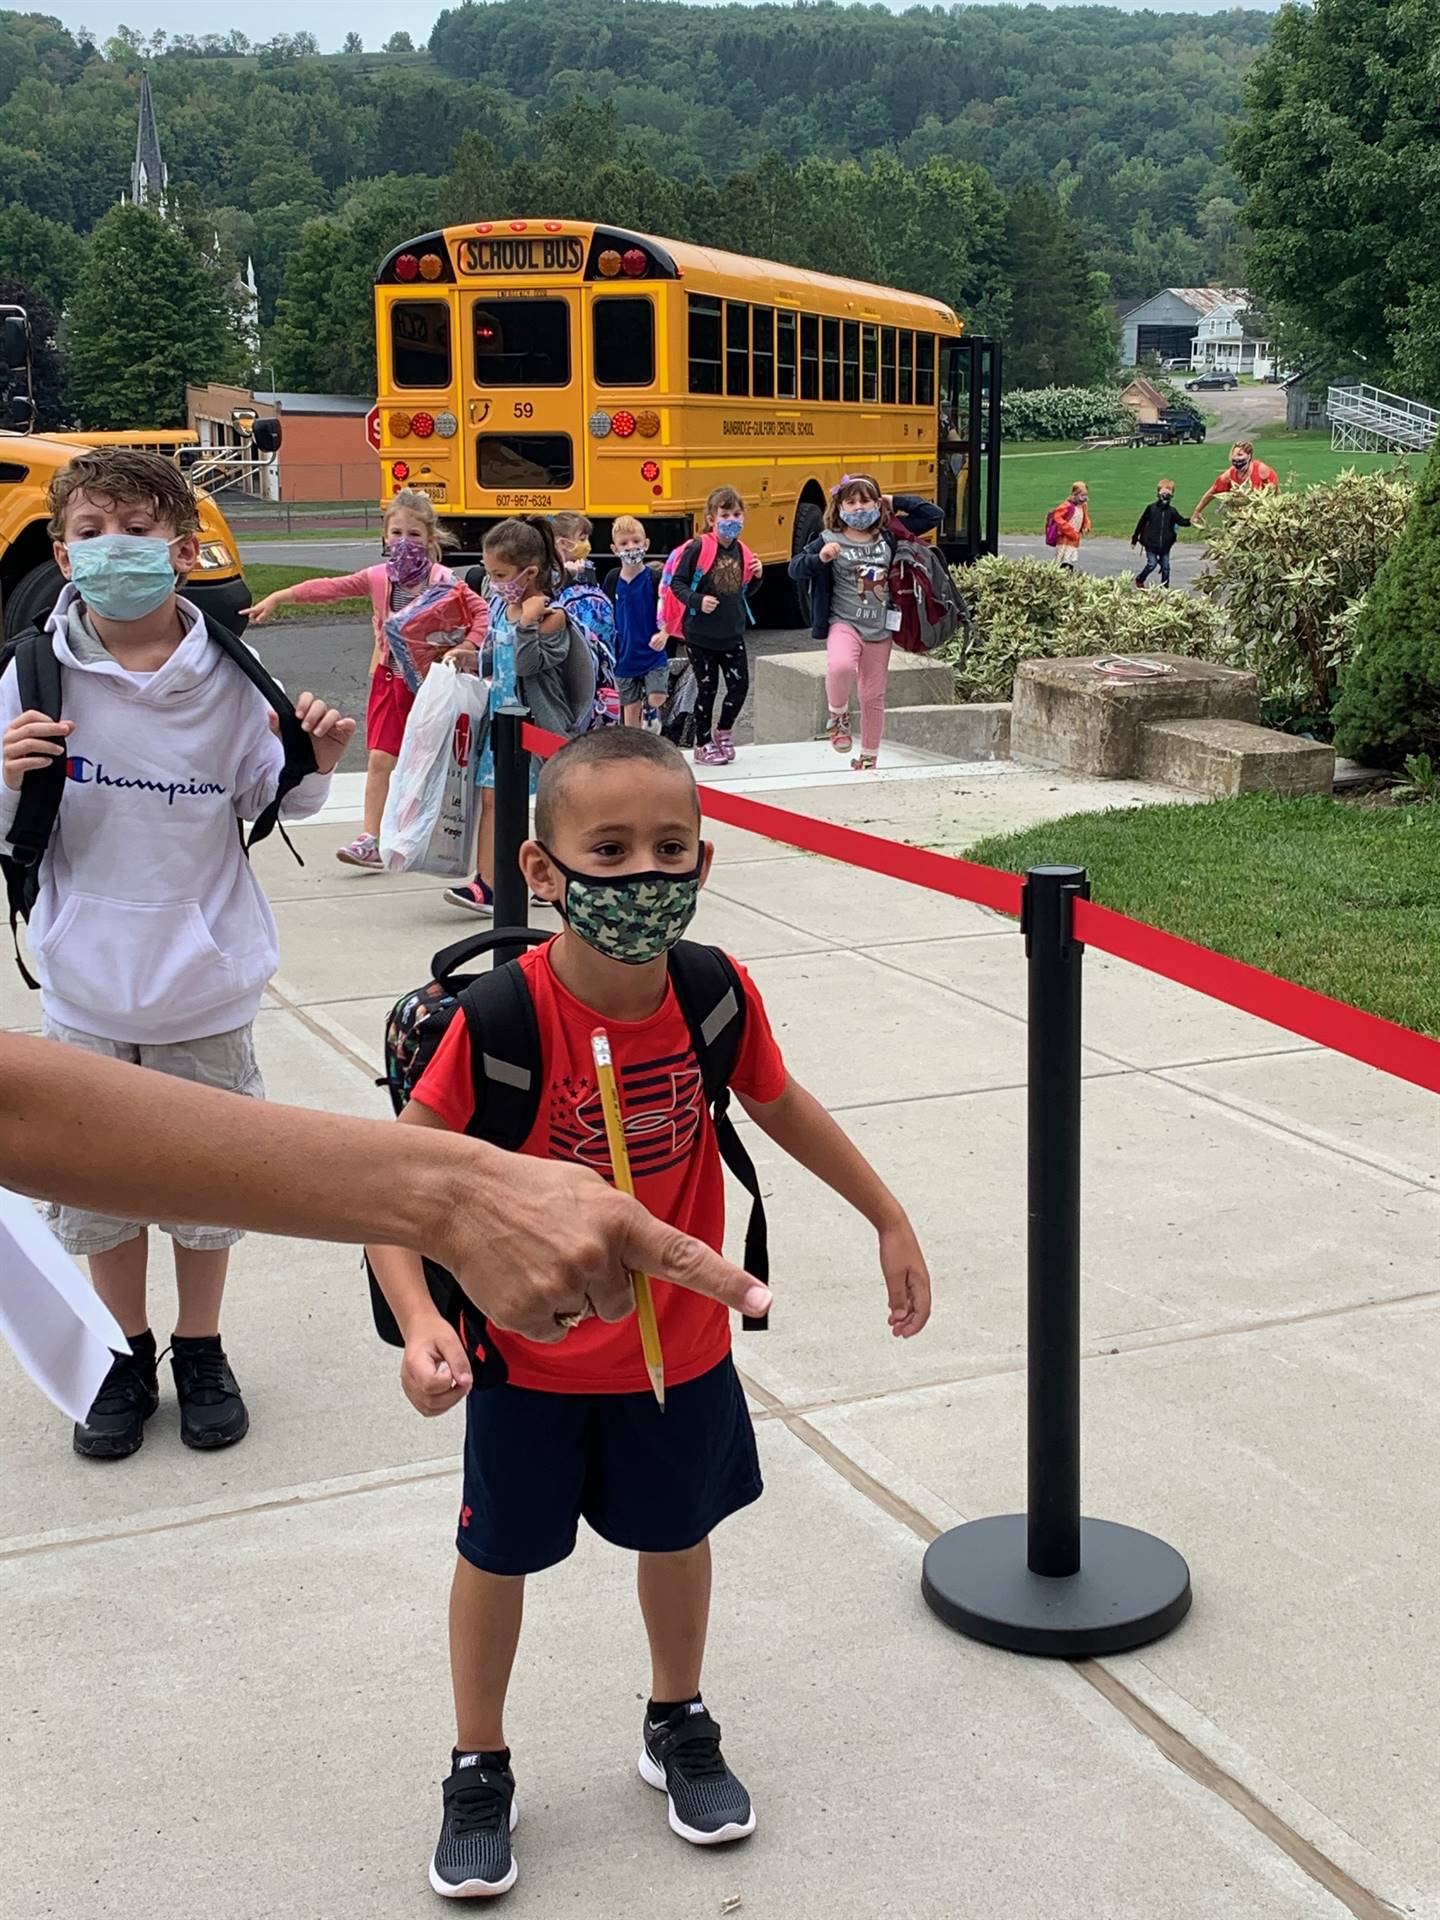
[168,1336,249,1450]
[73,1333,159,1459]
[639,1701,756,1846]
[430,1752,518,1899]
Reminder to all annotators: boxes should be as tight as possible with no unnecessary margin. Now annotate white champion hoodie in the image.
[0,586,332,1044]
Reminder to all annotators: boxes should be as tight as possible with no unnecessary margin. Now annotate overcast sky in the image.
[51,0,1279,56]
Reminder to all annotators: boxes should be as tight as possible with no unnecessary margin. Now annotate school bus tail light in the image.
[641,460,660,483]
[611,410,636,438]
[597,250,622,278]
[410,411,436,439]
[392,461,411,482]
[621,249,647,278]
[394,254,419,282]
[390,412,413,438]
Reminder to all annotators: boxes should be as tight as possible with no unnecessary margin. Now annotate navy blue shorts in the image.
[456,1356,762,1577]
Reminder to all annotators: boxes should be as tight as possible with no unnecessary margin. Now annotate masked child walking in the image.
[789,474,902,771]
[660,488,761,766]
[0,448,354,1459]
[367,726,931,1899]
[604,514,666,729]
[245,488,486,868]
[444,515,584,915]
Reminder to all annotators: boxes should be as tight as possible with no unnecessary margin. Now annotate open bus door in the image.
[939,335,1000,565]
[0,305,35,433]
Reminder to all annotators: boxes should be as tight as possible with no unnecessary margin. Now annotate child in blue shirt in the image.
[604,515,666,729]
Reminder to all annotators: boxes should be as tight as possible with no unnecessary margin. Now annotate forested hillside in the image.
[0,0,1272,421]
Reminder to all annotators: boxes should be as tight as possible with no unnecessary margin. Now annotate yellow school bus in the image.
[372,221,1000,598]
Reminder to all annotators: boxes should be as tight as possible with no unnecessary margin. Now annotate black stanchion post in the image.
[490,703,531,964]
[921,865,1192,1656]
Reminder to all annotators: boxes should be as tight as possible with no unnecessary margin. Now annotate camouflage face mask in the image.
[537,844,703,965]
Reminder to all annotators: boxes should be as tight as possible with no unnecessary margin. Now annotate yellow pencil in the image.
[591,1028,666,1408]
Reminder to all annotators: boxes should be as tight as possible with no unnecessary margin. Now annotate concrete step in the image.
[754,648,955,744]
[1138,717,1336,797]
[884,702,1010,760]
[1011,653,1259,778]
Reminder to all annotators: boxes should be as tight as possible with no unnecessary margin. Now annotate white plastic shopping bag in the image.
[379,666,489,875]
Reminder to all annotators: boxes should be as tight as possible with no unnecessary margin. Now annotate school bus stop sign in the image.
[365,406,381,453]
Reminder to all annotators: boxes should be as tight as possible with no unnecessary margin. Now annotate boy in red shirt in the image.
[368,728,931,1900]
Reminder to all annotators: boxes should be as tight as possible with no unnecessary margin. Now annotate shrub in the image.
[1198,466,1412,733]
[942,555,1228,702]
[1001,385,1134,442]
[1331,440,1440,766]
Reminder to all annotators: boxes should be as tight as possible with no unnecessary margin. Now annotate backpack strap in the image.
[0,626,64,987]
[204,618,318,855]
[364,929,550,1364]
[667,940,770,1330]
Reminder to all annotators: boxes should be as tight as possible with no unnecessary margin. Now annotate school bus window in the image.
[473,299,570,387]
[752,306,775,399]
[899,330,914,406]
[800,314,820,401]
[916,332,935,407]
[688,294,722,395]
[842,321,860,404]
[725,302,750,397]
[861,324,878,404]
[391,301,452,389]
[478,433,573,491]
[593,297,654,387]
[821,317,839,402]
[777,310,798,399]
[881,327,897,405]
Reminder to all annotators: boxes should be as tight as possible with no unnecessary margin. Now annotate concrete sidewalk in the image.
[2,754,1436,1920]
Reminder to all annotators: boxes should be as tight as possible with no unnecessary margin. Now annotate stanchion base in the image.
[922,1514,1191,1656]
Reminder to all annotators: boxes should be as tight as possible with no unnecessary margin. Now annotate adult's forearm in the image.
[0,1032,486,1257]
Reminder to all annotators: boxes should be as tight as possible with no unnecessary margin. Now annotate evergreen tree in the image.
[0,206,86,314]
[1332,442,1440,768]
[64,205,228,427]
[1002,185,1111,389]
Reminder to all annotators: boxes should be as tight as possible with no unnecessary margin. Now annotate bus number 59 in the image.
[513,402,534,419]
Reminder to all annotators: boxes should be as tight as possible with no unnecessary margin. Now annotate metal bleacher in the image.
[1328,382,1439,454]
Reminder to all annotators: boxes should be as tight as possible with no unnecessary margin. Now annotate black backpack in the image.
[365,926,771,1377]
[0,616,318,986]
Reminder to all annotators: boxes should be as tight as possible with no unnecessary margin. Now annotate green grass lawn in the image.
[241,562,368,622]
[999,432,1418,538]
[970,794,1440,1034]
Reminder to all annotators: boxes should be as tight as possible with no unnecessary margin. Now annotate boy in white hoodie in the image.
[0,448,355,1460]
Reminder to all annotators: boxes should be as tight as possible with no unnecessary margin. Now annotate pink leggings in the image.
[825,622,893,755]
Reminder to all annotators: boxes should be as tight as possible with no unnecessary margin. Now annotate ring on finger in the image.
[553,1295,594,1331]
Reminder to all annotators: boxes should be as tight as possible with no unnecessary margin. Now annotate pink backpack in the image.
[657,532,760,640]
[1043,508,1062,548]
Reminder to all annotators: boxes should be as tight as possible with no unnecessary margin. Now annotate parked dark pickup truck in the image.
[1135,407,1206,446]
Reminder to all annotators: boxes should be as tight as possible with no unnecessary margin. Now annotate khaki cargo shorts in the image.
[40,1016,265,1257]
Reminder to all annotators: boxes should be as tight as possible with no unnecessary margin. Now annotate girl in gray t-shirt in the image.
[806,476,899,770]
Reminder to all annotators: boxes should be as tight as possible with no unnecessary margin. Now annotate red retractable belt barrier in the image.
[519,723,1439,1096]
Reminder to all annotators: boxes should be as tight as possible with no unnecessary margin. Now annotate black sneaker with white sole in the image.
[73,1333,159,1459]
[430,1753,518,1899]
[639,1701,756,1845]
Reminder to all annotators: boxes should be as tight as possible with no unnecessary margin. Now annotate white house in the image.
[1192,299,1273,379]
[1119,288,1273,377]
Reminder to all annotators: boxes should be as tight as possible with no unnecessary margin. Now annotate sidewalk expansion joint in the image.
[737,1372,1406,1920]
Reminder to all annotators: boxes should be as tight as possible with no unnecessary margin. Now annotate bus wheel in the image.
[786,501,824,630]
[2,559,65,641]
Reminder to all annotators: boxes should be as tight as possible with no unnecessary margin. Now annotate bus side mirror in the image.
[6,393,34,429]
[252,417,282,455]
[1,314,28,371]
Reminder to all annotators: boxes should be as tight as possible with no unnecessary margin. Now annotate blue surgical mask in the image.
[715,517,744,541]
[66,534,180,622]
[840,505,881,530]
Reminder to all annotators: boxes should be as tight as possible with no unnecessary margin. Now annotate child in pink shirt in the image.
[245,489,486,867]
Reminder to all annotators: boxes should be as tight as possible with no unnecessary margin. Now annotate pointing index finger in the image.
[618,1197,770,1322]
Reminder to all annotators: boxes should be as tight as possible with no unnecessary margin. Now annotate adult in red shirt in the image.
[368,726,931,1898]
[1191,439,1279,527]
